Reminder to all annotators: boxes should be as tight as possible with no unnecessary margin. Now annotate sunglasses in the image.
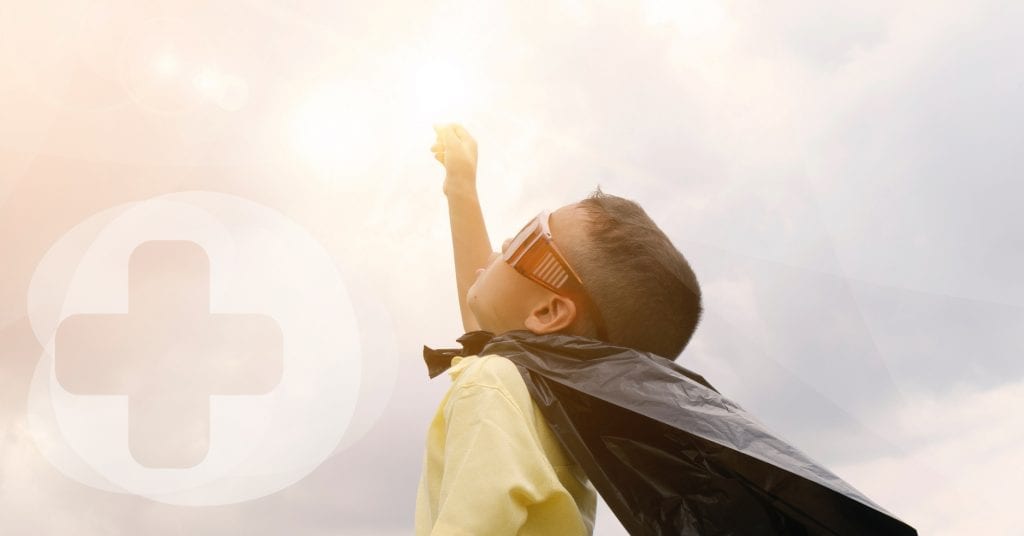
[502,210,609,340]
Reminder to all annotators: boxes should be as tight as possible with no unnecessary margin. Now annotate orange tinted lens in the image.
[527,248,571,291]
[503,216,540,263]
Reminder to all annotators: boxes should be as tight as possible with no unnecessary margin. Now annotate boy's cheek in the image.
[468,268,503,310]
[475,255,506,285]
[466,282,495,329]
[471,261,525,307]
[466,270,491,310]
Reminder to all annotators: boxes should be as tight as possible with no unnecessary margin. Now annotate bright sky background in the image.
[1,0,1021,534]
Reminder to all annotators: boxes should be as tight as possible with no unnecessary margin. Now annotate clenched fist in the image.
[431,123,478,196]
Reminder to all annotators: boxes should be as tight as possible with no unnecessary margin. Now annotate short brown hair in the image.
[570,187,702,360]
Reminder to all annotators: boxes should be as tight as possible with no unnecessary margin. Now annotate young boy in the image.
[415,123,703,535]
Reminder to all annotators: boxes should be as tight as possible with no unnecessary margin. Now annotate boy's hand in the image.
[431,123,478,195]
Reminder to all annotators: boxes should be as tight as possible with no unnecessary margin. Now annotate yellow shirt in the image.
[415,353,598,535]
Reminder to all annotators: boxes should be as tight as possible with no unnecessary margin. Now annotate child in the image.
[416,124,919,536]
[415,123,703,535]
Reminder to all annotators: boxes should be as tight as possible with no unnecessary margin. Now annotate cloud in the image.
[831,378,1024,534]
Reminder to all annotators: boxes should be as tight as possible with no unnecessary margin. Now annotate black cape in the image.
[423,329,917,536]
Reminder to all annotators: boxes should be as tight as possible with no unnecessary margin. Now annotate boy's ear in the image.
[524,294,578,335]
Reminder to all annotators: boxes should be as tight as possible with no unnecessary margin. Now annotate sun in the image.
[410,57,475,125]
[288,43,491,173]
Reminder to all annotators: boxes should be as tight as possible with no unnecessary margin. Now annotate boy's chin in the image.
[470,317,504,335]
[473,319,498,333]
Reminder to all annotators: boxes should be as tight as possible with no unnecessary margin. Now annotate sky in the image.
[1,0,1021,534]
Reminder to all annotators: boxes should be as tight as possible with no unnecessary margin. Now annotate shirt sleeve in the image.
[430,381,565,536]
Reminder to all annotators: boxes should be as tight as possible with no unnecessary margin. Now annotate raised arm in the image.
[432,124,493,333]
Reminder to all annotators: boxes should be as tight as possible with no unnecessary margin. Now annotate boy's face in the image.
[467,203,590,335]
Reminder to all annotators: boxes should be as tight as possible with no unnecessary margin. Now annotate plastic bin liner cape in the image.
[423,329,918,536]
